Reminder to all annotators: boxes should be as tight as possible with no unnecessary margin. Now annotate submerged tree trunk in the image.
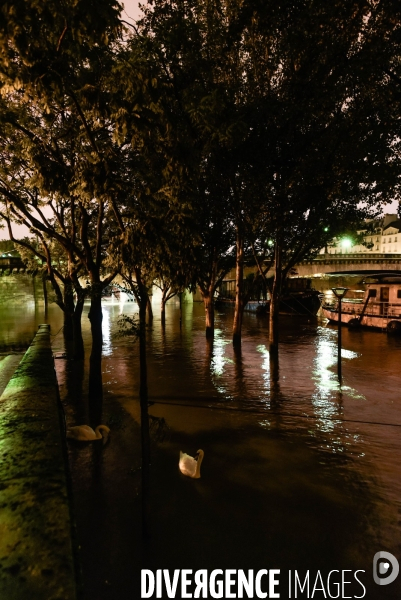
[139,291,151,540]
[88,287,103,401]
[161,295,167,326]
[203,292,215,339]
[160,287,173,326]
[72,298,85,360]
[42,273,48,318]
[205,335,214,370]
[32,274,37,307]
[146,296,153,323]
[62,278,85,360]
[63,279,75,342]
[119,267,151,537]
[160,286,178,326]
[269,243,282,356]
[233,343,247,397]
[233,230,245,347]
[269,351,280,396]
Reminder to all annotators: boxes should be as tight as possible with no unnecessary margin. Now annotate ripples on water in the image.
[2,289,401,599]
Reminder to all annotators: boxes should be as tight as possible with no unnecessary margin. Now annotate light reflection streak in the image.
[256,344,272,400]
[311,327,364,448]
[312,328,363,400]
[209,329,232,396]
[102,308,112,356]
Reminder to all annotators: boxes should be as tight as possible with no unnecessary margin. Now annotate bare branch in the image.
[56,22,68,53]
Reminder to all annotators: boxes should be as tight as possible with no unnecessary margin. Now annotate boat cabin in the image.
[322,273,401,331]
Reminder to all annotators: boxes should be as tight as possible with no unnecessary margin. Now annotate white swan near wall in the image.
[179,449,204,479]
[66,425,110,442]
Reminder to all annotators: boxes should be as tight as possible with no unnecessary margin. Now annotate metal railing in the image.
[329,300,401,318]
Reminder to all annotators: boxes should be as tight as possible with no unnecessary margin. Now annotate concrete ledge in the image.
[0,325,77,600]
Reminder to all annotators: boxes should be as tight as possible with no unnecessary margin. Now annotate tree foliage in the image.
[1,0,401,353]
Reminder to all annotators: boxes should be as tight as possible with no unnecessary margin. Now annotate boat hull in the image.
[217,277,322,316]
[273,292,321,316]
[216,293,321,316]
[322,306,401,332]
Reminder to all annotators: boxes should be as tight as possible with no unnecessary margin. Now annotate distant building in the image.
[321,213,401,255]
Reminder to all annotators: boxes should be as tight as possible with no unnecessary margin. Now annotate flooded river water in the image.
[1,279,401,600]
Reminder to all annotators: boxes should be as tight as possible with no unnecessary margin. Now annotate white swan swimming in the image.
[179,449,204,479]
[66,424,110,442]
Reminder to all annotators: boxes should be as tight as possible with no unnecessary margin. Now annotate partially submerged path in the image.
[0,324,77,600]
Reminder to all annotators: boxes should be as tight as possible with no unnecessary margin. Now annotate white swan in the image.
[66,424,110,442]
[179,449,204,479]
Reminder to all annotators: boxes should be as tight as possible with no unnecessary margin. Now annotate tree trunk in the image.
[203,292,215,338]
[63,278,85,360]
[63,280,75,342]
[233,230,245,346]
[269,351,280,397]
[88,289,103,401]
[269,243,282,356]
[233,343,247,397]
[72,298,85,360]
[32,274,37,306]
[139,291,151,540]
[146,296,153,323]
[161,294,167,326]
[205,336,214,369]
[63,312,74,342]
[42,273,48,318]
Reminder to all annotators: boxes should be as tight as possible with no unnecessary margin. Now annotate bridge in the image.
[2,251,401,285]
[212,253,401,299]
[0,256,26,273]
[293,253,401,277]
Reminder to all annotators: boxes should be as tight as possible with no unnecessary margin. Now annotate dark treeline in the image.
[0,0,401,375]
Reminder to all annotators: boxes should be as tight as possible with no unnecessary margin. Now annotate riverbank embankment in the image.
[0,324,77,600]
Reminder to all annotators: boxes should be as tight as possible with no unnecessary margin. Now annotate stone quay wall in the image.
[0,325,77,600]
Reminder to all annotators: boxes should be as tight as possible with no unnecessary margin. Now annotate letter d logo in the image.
[373,552,399,586]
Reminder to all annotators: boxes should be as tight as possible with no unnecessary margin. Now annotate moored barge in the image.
[322,274,401,333]
[217,277,322,316]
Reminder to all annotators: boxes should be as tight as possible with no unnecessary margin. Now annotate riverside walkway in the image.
[0,325,77,600]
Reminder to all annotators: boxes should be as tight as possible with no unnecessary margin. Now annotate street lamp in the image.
[331,287,349,383]
[341,238,352,253]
